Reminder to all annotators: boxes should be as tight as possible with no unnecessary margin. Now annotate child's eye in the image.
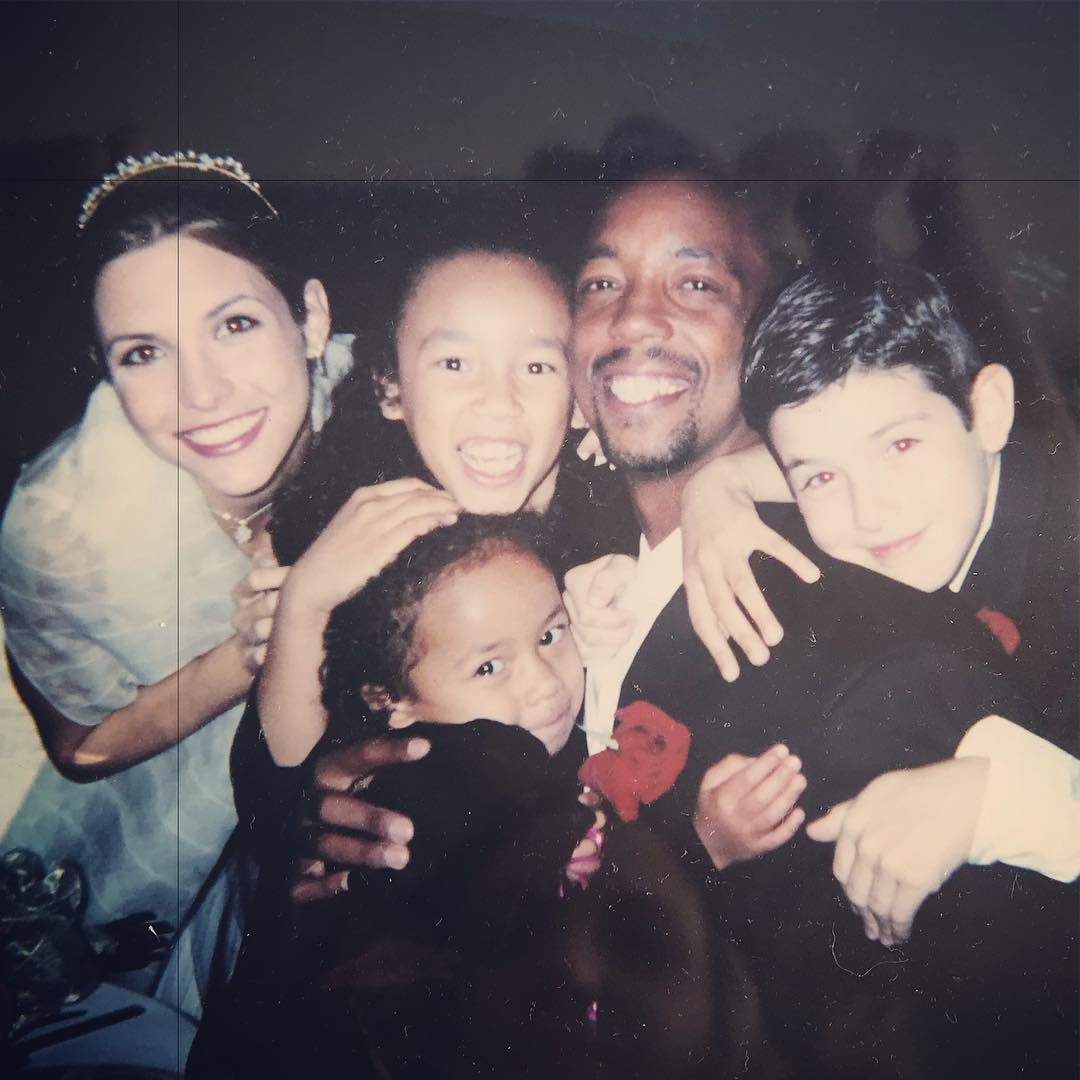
[525,360,559,375]
[802,471,835,491]
[474,658,504,678]
[436,357,465,372]
[539,624,567,647]
[116,343,162,368]
[890,437,920,455]
[217,314,259,338]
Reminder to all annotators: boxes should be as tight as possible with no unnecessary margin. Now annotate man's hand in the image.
[805,757,990,946]
[563,554,638,665]
[290,735,431,904]
[694,744,807,870]
[682,476,819,684]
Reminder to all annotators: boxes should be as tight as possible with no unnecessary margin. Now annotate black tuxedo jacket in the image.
[961,419,1078,753]
[591,520,1075,1080]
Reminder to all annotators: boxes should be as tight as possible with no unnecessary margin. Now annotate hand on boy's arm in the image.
[563,554,638,664]
[682,456,819,684]
[290,735,430,904]
[694,744,807,871]
[805,757,989,947]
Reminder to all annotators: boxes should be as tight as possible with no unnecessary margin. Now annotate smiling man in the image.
[566,177,1074,1078]
[572,178,774,547]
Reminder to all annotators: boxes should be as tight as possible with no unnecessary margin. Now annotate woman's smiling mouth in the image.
[179,408,267,457]
[868,530,925,561]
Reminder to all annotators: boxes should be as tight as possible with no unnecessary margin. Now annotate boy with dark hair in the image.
[733,261,1077,945]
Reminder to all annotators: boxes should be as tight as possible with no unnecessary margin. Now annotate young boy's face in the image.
[390,549,585,755]
[769,365,1012,592]
[387,253,573,515]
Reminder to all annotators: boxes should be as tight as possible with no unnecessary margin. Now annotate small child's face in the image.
[769,365,1011,592]
[391,549,585,755]
[387,253,573,515]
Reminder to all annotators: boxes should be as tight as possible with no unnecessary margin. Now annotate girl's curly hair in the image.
[319,512,558,744]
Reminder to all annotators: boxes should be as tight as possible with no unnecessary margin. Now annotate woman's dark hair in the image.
[741,260,985,440]
[78,167,311,372]
[320,512,556,744]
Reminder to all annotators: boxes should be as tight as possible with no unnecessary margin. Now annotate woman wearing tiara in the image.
[0,152,353,1018]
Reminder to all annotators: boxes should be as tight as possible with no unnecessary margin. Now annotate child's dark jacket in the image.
[194,722,593,1079]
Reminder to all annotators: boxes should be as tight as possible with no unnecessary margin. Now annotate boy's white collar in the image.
[949,454,1002,593]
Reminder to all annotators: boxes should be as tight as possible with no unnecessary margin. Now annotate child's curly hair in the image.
[320,512,558,743]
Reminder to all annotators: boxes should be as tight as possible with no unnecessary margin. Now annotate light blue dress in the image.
[0,335,354,1017]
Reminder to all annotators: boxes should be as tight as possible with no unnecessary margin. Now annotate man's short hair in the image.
[741,262,985,437]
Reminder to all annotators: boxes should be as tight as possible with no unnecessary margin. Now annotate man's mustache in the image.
[591,346,701,380]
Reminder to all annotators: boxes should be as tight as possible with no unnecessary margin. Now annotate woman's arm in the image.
[8,636,252,783]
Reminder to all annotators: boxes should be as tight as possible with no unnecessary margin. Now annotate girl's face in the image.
[388,548,585,756]
[94,234,331,510]
[386,253,573,515]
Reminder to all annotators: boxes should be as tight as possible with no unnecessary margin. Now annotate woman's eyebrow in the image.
[102,331,166,353]
[204,293,263,320]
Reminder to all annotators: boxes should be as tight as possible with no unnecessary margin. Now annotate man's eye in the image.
[683,279,714,292]
[116,343,161,367]
[577,278,616,296]
[803,471,835,491]
[218,314,259,338]
[437,357,464,372]
[540,624,566,647]
[475,658,504,678]
[891,437,920,455]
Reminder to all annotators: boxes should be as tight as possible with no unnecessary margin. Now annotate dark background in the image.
[1,1,1076,499]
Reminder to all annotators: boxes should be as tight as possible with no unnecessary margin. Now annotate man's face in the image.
[571,180,771,473]
[770,366,1003,592]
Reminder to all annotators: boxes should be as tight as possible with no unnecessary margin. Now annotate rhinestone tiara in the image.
[77,150,278,232]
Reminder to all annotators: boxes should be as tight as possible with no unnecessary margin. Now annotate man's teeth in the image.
[183,412,261,446]
[608,374,689,405]
[459,441,524,472]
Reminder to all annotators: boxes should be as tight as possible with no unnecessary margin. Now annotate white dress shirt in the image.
[583,529,684,756]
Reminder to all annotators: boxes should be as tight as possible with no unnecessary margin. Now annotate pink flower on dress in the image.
[976,607,1021,656]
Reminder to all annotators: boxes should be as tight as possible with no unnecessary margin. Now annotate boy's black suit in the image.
[960,419,1078,753]
[592,525,1075,1079]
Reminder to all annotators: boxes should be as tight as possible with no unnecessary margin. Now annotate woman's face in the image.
[387,252,573,515]
[94,234,330,508]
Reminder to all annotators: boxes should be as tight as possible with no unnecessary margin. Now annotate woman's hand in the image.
[682,459,820,683]
[563,554,638,665]
[282,477,461,619]
[231,543,288,673]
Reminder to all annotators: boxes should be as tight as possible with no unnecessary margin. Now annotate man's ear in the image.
[970,363,1015,454]
[301,279,332,360]
[376,374,404,421]
[361,683,417,728]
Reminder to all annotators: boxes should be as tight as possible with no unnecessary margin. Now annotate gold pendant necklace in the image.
[212,501,272,545]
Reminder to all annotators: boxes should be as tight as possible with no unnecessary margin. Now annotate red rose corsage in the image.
[577,701,692,823]
[975,607,1021,657]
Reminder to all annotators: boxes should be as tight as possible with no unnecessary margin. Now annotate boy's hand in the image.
[290,735,430,904]
[682,477,820,684]
[806,757,989,947]
[563,554,638,665]
[694,744,807,870]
